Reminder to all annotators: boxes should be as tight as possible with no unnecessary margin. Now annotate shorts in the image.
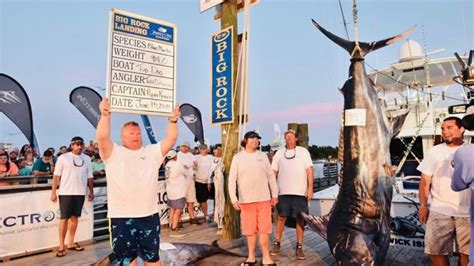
[59,195,85,219]
[277,195,308,219]
[186,179,197,203]
[240,200,272,236]
[208,183,215,200]
[195,182,209,203]
[109,213,161,264]
[425,211,470,255]
[168,197,186,209]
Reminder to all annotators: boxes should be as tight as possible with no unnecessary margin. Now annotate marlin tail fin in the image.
[311,19,415,58]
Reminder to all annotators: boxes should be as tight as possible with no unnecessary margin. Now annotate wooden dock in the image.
[2,221,445,266]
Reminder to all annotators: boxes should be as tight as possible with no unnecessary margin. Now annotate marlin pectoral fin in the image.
[300,212,330,240]
[388,110,409,138]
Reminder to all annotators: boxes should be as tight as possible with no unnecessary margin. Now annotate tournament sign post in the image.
[106,9,177,116]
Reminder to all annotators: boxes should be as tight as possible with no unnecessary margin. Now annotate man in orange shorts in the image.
[229,131,279,266]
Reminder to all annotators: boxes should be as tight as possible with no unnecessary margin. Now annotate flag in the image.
[141,115,157,144]
[69,86,102,128]
[0,73,35,146]
[180,103,205,145]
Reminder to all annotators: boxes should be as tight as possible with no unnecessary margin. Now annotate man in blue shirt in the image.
[451,105,474,263]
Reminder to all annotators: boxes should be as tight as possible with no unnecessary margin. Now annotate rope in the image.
[338,0,350,40]
[350,0,361,57]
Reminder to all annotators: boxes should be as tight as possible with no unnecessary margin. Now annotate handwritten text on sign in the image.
[211,27,233,124]
[107,9,177,116]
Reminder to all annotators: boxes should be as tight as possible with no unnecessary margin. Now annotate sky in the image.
[0,0,473,150]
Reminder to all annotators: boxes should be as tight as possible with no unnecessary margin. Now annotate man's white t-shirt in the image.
[194,154,214,184]
[53,152,93,195]
[177,151,196,181]
[104,143,164,218]
[165,160,188,200]
[272,146,313,196]
[417,143,470,217]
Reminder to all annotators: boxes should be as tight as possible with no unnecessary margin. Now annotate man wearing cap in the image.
[194,144,214,223]
[417,116,470,266]
[229,131,278,266]
[270,129,313,260]
[177,141,200,225]
[96,98,179,265]
[164,150,187,237]
[50,136,94,257]
[451,105,474,263]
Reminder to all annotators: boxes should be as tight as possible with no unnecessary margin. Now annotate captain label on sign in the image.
[344,109,367,126]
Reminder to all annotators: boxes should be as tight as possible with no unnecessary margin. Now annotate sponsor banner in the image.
[69,86,102,128]
[0,190,93,257]
[0,73,35,146]
[106,9,177,116]
[211,27,233,124]
[180,103,205,144]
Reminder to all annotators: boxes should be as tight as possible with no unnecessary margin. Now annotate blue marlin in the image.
[311,19,413,265]
[95,241,244,265]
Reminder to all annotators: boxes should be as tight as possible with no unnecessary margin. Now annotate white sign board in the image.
[106,9,177,116]
[200,0,224,13]
[345,109,367,126]
[0,191,93,257]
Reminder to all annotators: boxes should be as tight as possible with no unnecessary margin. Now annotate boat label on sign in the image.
[211,27,233,125]
[106,9,177,116]
[344,109,366,126]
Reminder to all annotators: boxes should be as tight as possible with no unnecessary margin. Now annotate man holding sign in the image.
[97,98,179,265]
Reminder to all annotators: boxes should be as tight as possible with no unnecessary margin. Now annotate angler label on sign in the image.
[344,109,366,126]
[106,9,177,116]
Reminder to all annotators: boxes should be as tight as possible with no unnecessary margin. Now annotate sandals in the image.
[262,263,277,266]
[240,260,257,266]
[56,249,66,257]
[67,243,84,251]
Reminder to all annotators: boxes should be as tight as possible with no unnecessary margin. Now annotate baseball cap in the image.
[71,136,84,145]
[166,150,177,159]
[244,131,261,139]
[462,105,474,131]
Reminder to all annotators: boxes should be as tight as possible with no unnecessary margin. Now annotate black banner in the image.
[69,86,102,128]
[180,103,205,145]
[0,73,35,145]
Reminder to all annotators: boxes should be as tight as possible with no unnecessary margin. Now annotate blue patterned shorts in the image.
[110,212,161,264]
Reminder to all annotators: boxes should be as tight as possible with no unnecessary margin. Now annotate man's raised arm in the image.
[160,105,180,157]
[96,98,113,160]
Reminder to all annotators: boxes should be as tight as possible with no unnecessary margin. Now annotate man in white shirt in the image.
[270,130,313,260]
[164,150,187,238]
[96,98,179,266]
[194,144,214,223]
[177,141,201,225]
[50,136,94,257]
[229,131,278,266]
[418,117,470,266]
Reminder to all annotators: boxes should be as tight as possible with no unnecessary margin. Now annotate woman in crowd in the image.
[0,152,19,186]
